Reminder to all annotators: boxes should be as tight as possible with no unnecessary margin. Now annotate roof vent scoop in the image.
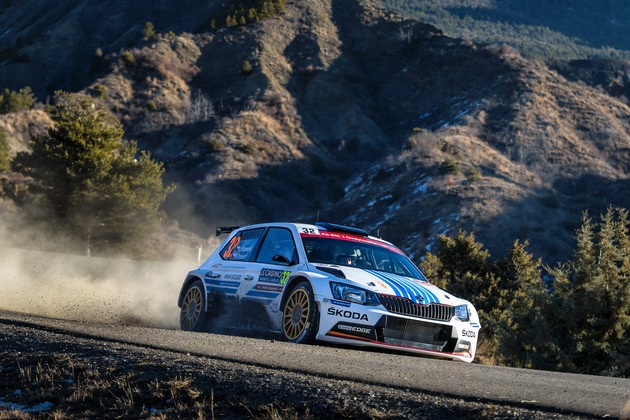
[315,222,368,237]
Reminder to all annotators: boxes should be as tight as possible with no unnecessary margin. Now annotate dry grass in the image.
[0,352,216,419]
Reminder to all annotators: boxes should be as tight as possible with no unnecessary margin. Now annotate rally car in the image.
[178,222,481,362]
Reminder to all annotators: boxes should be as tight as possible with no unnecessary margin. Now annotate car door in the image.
[238,227,298,313]
[207,227,266,302]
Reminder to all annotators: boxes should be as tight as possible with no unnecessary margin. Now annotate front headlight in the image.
[330,282,380,305]
[455,304,470,322]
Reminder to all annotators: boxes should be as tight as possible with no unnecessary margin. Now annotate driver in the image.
[340,255,354,266]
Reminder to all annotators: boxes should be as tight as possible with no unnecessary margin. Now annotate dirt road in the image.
[1,311,628,418]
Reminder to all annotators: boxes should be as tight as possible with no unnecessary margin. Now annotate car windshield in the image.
[301,236,427,280]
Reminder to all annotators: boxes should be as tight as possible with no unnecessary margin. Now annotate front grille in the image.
[382,317,452,351]
[378,294,455,322]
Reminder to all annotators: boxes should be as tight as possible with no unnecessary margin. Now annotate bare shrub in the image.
[184,90,217,124]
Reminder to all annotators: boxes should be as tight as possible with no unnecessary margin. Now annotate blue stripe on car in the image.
[387,272,439,304]
[245,290,280,299]
[394,273,440,304]
[206,286,238,295]
[367,270,440,304]
[207,280,240,288]
[366,270,412,299]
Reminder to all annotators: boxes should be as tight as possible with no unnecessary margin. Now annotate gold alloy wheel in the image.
[181,285,202,330]
[283,287,310,340]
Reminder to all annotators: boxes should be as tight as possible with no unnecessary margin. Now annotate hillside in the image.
[1,0,630,264]
[381,0,630,60]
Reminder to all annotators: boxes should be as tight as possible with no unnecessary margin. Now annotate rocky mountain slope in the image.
[382,0,630,60]
[2,0,630,264]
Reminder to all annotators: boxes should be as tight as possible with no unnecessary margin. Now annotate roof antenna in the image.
[316,211,320,224]
[377,228,380,238]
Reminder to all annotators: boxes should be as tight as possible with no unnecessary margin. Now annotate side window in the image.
[256,228,297,264]
[220,228,265,261]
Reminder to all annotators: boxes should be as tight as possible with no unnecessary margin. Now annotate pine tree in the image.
[431,230,493,303]
[142,21,156,40]
[548,208,630,376]
[0,86,35,114]
[12,92,173,255]
[241,60,253,75]
[607,208,630,376]
[421,230,502,355]
[493,240,557,369]
[548,211,597,372]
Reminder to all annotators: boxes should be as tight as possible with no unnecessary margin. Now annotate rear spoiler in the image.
[216,226,240,237]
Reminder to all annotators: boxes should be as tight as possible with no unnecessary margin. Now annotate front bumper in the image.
[318,298,479,362]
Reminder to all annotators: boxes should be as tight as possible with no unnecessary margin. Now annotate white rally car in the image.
[178,222,481,362]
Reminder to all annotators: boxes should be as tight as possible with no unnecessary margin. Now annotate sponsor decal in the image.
[461,329,476,338]
[223,274,242,280]
[338,324,372,334]
[281,271,290,285]
[207,280,240,288]
[328,322,376,341]
[212,263,223,268]
[327,307,369,321]
[223,235,241,259]
[255,284,284,292]
[323,298,351,307]
[300,230,403,254]
[259,268,291,285]
[221,265,246,270]
[470,322,480,328]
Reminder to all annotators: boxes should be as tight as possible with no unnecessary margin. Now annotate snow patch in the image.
[0,399,54,413]
[412,177,431,195]
[344,175,363,194]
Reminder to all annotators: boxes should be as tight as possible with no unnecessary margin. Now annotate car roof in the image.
[230,222,397,248]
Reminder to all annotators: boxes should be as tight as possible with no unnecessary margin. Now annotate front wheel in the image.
[282,281,318,344]
[180,280,208,332]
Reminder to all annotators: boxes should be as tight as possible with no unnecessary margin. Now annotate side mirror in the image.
[272,254,296,266]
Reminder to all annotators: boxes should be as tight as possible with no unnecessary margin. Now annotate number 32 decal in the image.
[223,235,241,259]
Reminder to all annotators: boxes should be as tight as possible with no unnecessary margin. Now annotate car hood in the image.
[313,264,464,306]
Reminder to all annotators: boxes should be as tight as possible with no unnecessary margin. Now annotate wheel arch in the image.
[280,275,311,311]
[178,275,204,308]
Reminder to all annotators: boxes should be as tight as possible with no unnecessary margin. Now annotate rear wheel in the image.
[180,280,208,332]
[282,282,318,344]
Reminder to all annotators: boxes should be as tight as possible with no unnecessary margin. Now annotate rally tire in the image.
[180,280,209,332]
[282,281,318,344]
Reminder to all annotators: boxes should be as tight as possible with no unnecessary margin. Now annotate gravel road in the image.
[1,312,628,418]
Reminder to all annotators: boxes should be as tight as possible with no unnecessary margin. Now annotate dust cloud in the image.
[0,239,220,330]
